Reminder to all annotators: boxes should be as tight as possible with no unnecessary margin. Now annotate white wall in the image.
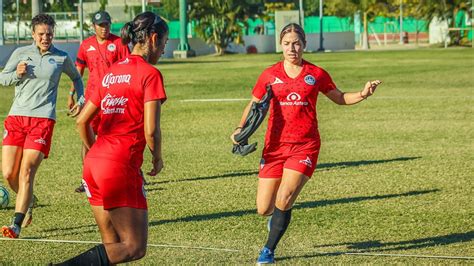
[1,32,355,66]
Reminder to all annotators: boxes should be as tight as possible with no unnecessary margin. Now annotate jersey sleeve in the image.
[318,69,337,94]
[76,43,87,68]
[143,69,167,103]
[251,70,269,100]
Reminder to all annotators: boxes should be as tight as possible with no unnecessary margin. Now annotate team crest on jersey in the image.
[48,58,56,65]
[271,77,284,85]
[107,43,116,52]
[3,129,7,140]
[87,45,96,52]
[304,75,316,85]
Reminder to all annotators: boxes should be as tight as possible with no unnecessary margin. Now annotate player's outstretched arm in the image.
[324,80,382,105]
[145,100,163,176]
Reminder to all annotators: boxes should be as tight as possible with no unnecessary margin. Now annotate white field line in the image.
[0,238,472,260]
[343,252,474,260]
[179,95,473,103]
[0,237,240,252]
[180,98,249,102]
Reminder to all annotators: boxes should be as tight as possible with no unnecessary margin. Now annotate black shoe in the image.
[75,183,85,193]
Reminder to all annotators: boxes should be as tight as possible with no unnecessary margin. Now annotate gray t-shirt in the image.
[0,43,84,120]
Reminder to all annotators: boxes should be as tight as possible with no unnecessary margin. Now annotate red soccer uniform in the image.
[252,60,336,145]
[76,34,129,100]
[252,60,337,178]
[83,55,166,209]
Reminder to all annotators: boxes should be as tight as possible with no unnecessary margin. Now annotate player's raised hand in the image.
[147,157,163,176]
[361,80,382,99]
[16,62,27,78]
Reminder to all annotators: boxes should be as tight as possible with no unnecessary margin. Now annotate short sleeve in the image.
[318,69,337,94]
[144,69,167,103]
[251,71,269,100]
[76,43,87,67]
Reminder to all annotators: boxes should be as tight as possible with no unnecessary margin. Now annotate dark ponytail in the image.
[120,21,134,45]
[120,12,168,47]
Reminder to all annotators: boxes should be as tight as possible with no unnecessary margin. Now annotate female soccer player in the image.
[231,23,382,264]
[0,14,84,238]
[71,10,130,193]
[61,12,168,264]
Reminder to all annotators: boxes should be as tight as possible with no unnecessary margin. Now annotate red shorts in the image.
[259,141,321,178]
[82,157,147,210]
[2,116,55,158]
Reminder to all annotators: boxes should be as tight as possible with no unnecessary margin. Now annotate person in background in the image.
[71,10,129,193]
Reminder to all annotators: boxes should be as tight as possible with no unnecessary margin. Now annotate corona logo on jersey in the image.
[101,93,129,114]
[280,92,308,106]
[102,73,131,88]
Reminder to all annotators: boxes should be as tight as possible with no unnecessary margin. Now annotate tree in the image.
[189,0,251,55]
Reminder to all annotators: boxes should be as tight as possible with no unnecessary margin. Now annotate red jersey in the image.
[252,60,336,144]
[76,34,130,99]
[87,55,167,168]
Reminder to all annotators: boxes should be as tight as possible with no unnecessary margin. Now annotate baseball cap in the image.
[92,11,111,25]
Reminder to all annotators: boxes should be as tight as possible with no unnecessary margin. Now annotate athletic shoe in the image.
[75,182,85,193]
[22,195,38,228]
[2,223,20,238]
[267,215,272,232]
[257,247,275,264]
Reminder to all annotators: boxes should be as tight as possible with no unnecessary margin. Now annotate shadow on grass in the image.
[145,157,421,186]
[279,230,474,261]
[146,170,258,186]
[149,189,439,227]
[317,156,421,171]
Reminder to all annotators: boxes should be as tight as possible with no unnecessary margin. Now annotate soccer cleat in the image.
[257,247,275,265]
[267,215,273,232]
[22,195,38,228]
[2,224,20,238]
[75,182,85,193]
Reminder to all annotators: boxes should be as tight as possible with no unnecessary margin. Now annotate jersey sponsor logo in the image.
[101,93,129,114]
[107,43,116,52]
[102,73,131,88]
[87,45,96,52]
[299,156,313,167]
[48,58,56,65]
[271,77,284,85]
[34,137,47,145]
[304,75,316,85]
[280,92,308,106]
[3,129,7,140]
[118,58,129,65]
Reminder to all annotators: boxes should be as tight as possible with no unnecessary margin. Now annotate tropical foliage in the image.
[189,0,251,55]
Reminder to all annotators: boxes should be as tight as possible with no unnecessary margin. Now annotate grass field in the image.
[0,48,473,264]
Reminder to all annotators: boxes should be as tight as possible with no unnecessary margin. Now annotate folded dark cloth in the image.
[232,85,273,156]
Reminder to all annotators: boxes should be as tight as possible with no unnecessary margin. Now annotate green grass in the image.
[0,48,473,264]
